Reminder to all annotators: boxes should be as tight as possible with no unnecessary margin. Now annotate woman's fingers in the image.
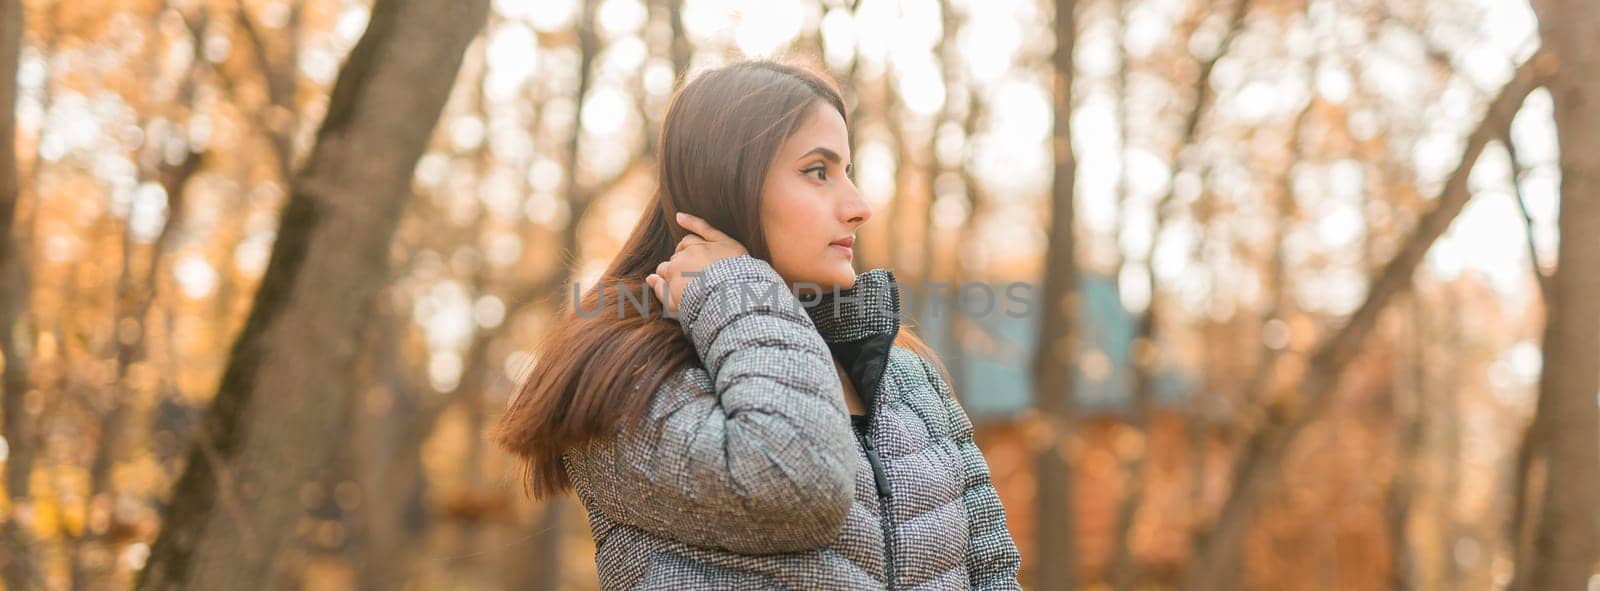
[675,234,704,253]
[649,261,675,311]
[675,212,731,242]
[651,212,745,316]
[646,273,668,305]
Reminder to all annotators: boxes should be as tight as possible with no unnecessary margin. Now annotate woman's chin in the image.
[829,267,857,291]
[779,258,859,291]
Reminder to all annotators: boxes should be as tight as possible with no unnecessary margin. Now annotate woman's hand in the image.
[647,212,749,316]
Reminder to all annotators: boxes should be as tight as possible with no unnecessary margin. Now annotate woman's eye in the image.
[804,166,828,181]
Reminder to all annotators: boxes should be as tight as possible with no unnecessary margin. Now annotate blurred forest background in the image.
[0,0,1596,589]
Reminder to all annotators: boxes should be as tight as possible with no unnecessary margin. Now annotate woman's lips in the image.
[829,236,854,256]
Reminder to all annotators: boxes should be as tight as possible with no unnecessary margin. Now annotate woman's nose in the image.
[841,188,871,225]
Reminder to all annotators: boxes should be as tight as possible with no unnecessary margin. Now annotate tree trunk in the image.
[533,2,596,588]
[134,0,489,587]
[1109,2,1252,585]
[1386,294,1426,591]
[73,148,203,591]
[942,68,984,404]
[1432,289,1465,589]
[349,305,431,591]
[1522,1,1600,587]
[0,2,40,589]
[1503,122,1554,591]
[1032,0,1079,588]
[1183,54,1548,591]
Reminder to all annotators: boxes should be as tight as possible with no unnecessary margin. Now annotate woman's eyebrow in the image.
[796,146,849,166]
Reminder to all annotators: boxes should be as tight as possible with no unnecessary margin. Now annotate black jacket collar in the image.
[804,269,902,419]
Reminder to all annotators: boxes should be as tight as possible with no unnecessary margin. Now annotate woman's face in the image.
[760,100,871,292]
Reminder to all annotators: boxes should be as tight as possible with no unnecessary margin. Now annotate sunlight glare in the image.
[174,254,218,299]
[734,0,803,57]
[959,9,1020,83]
[895,55,945,116]
[820,8,857,70]
[526,0,578,32]
[580,86,631,136]
[129,182,169,243]
[485,22,539,102]
[598,0,647,38]
[857,140,897,209]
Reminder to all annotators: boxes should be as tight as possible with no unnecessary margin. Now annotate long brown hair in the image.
[491,59,950,500]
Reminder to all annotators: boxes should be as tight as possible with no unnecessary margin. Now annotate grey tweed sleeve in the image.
[937,379,1023,589]
[568,254,856,555]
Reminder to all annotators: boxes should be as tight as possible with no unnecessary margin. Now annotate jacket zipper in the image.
[859,426,896,590]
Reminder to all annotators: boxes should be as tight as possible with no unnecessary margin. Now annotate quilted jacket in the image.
[563,254,1023,590]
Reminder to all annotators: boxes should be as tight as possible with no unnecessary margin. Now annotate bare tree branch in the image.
[1500,131,1551,302]
[1184,51,1551,591]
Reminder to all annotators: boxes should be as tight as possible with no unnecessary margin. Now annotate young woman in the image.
[492,60,1023,590]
